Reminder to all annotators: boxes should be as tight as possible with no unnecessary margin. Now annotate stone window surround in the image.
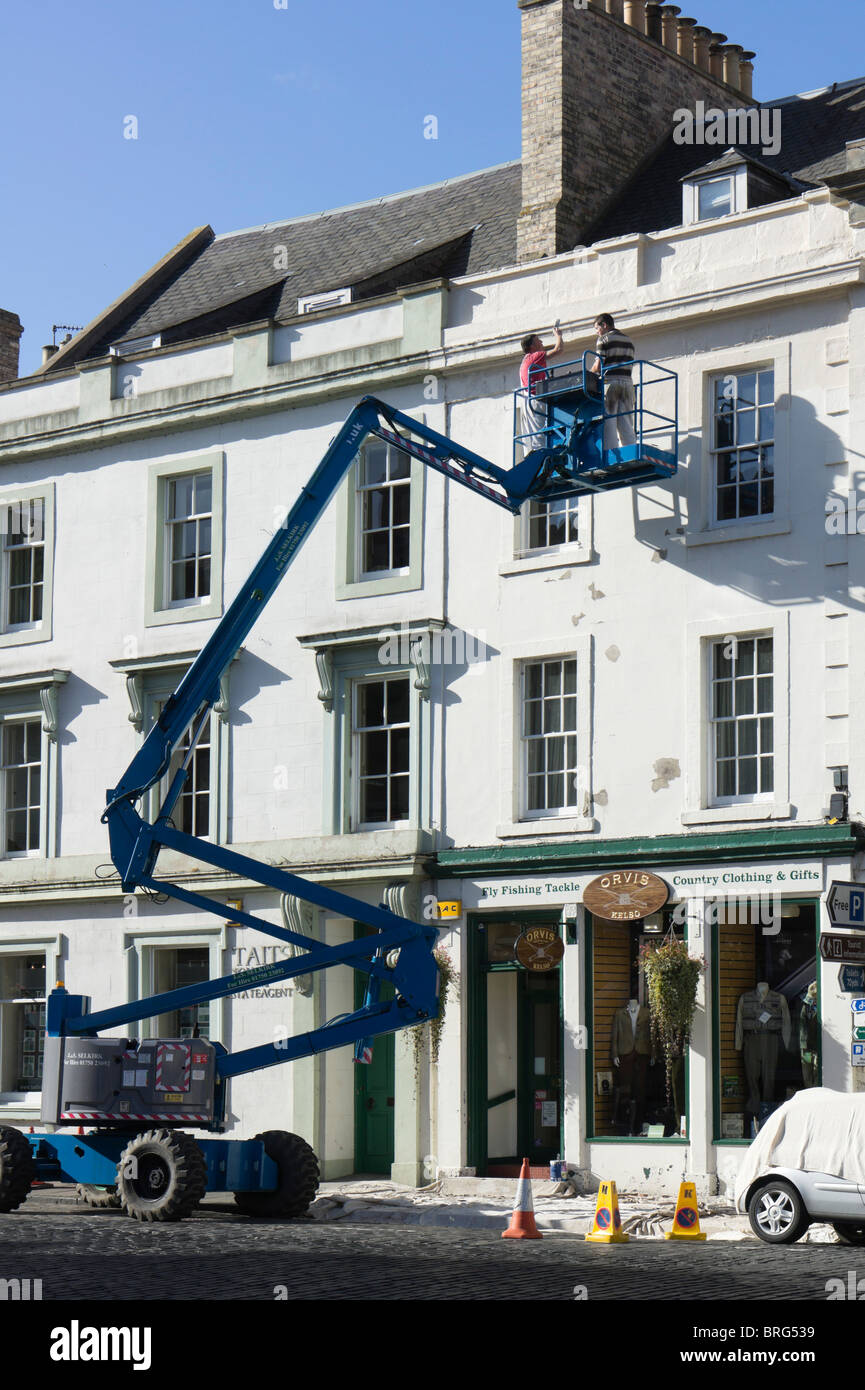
[109,649,238,847]
[144,451,224,628]
[501,492,594,576]
[298,622,440,836]
[123,925,227,1044]
[0,669,68,859]
[684,339,791,548]
[0,931,63,1120]
[496,632,595,839]
[334,410,431,601]
[682,610,791,826]
[0,481,55,650]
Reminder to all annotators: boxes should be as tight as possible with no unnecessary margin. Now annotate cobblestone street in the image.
[3,1193,865,1303]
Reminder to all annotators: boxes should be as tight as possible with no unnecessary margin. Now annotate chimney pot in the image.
[644,2,662,42]
[739,50,756,99]
[41,344,59,366]
[692,25,712,72]
[676,16,696,63]
[623,0,646,31]
[722,43,743,90]
[709,34,728,80]
[660,5,681,50]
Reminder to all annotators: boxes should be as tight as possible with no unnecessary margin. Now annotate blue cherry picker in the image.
[0,353,676,1221]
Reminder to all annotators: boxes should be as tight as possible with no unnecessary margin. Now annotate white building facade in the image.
[2,0,865,1197]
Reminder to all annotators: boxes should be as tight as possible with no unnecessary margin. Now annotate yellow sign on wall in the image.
[436,901,462,920]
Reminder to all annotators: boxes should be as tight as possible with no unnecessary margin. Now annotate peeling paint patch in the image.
[652,757,681,792]
[571,612,585,627]
[650,548,667,563]
[594,789,608,807]
[643,1168,651,1180]
[605,645,620,662]
[544,570,571,583]
[588,583,605,600]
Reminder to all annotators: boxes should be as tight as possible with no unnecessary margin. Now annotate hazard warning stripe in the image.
[375,428,506,503]
[60,1111,209,1122]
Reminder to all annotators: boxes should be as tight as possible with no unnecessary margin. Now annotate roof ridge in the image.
[213,161,520,242]
[765,73,865,107]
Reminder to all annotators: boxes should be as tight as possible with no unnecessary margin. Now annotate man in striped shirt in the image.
[591,313,637,452]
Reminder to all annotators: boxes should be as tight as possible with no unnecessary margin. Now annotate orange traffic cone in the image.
[502,1158,543,1240]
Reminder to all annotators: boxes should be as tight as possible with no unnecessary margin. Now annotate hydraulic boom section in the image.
[11,380,677,1220]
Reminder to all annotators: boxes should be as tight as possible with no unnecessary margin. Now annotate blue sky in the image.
[2,0,863,375]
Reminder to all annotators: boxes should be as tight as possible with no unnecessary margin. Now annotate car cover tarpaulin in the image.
[734,1088,865,1210]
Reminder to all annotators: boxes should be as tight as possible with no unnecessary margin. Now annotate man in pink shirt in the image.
[519,324,565,447]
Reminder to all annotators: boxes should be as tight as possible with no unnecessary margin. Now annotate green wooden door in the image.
[353,926,395,1174]
[519,972,562,1163]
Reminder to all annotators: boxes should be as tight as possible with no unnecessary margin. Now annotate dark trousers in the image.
[613,1051,648,1134]
[743,1031,779,1113]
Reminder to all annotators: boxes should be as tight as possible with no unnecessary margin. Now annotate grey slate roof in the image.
[590,76,865,243]
[53,74,865,367]
[87,163,521,357]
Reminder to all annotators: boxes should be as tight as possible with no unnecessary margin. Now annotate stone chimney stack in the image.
[517,0,756,262]
[0,310,23,382]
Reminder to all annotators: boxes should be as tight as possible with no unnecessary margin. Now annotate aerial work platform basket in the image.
[512,352,678,500]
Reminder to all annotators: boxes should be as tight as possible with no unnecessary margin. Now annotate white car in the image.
[734,1089,865,1245]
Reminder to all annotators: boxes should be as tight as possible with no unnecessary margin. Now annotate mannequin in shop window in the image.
[611,997,653,1135]
[799,981,820,1088]
[735,981,791,1117]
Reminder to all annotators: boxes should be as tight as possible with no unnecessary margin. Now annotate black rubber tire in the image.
[833,1220,865,1246]
[76,1183,122,1209]
[0,1125,35,1213]
[233,1130,319,1218]
[747,1178,809,1244]
[116,1129,207,1223]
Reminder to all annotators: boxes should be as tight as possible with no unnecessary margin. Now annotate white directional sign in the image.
[827,881,865,928]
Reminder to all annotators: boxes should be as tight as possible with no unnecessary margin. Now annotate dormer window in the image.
[682,154,749,226]
[698,176,733,220]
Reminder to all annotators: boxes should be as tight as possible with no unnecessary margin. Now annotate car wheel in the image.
[748,1178,809,1244]
[832,1221,865,1246]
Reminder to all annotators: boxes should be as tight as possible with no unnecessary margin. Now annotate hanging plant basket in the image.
[639,934,705,1104]
[411,948,459,1080]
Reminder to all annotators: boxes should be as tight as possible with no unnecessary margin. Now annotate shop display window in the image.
[714,901,818,1139]
[588,913,687,1139]
[0,952,46,1093]
[152,947,211,1038]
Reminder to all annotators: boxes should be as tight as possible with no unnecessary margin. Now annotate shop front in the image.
[437,825,863,1195]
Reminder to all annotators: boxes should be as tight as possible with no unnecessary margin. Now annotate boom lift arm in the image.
[67,393,577,1088]
[49,368,678,1099]
[4,371,678,1220]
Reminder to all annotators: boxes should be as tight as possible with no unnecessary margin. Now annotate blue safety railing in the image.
[513,351,678,491]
